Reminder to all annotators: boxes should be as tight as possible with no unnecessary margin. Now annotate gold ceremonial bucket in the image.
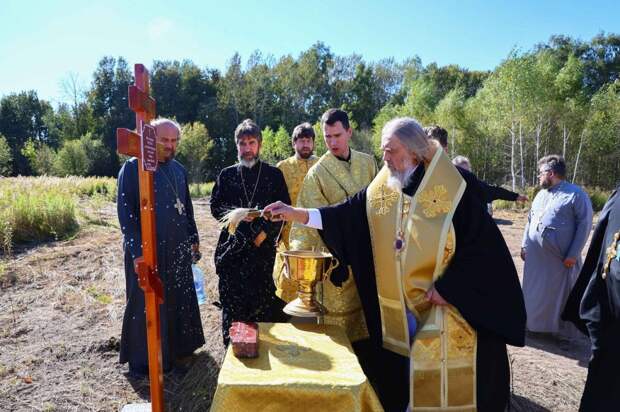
[280,250,339,317]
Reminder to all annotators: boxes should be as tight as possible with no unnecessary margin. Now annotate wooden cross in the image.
[117,64,164,412]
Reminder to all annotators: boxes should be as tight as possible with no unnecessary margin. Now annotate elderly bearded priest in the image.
[263,117,526,412]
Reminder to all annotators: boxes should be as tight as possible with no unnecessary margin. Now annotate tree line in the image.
[0,34,619,188]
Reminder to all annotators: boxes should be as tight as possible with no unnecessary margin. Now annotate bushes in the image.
[53,133,110,177]
[586,187,611,212]
[492,185,611,212]
[189,182,214,199]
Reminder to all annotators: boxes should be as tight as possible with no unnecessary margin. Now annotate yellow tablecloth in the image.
[210,322,383,412]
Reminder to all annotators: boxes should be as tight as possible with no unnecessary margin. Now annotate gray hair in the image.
[381,117,429,158]
[151,118,182,140]
[452,155,471,171]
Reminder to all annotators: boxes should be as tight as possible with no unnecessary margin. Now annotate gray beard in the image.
[386,166,416,191]
[239,157,258,168]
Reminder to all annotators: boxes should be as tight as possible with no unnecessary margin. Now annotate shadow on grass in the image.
[123,350,221,410]
[525,332,591,366]
[168,351,221,411]
[509,394,551,411]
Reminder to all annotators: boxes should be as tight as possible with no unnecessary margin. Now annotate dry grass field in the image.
[0,200,593,411]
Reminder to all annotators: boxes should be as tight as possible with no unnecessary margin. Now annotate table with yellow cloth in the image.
[210,323,383,412]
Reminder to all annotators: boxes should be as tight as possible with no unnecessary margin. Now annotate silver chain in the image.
[239,161,263,208]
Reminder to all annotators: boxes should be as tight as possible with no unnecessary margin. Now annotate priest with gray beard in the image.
[264,117,526,412]
[210,119,290,345]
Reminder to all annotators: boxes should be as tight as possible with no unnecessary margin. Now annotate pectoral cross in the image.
[174,197,185,215]
[116,64,164,412]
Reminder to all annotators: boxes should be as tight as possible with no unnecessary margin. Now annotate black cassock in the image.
[210,160,290,345]
[117,158,205,373]
[563,185,620,411]
[317,164,526,412]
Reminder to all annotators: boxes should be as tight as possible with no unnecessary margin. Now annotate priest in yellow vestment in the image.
[264,117,526,412]
[273,122,318,301]
[286,109,377,347]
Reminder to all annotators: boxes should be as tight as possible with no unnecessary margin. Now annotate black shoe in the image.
[127,364,149,379]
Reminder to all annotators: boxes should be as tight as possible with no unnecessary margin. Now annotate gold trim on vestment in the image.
[366,148,476,411]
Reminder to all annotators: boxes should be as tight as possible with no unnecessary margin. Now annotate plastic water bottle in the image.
[192,264,206,305]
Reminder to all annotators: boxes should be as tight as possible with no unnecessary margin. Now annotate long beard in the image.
[386,163,415,192]
[239,156,258,168]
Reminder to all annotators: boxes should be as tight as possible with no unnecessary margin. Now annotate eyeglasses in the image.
[538,169,552,176]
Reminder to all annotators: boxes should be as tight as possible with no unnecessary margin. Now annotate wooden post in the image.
[117,64,164,412]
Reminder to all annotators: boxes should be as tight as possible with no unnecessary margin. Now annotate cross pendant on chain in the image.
[174,197,185,215]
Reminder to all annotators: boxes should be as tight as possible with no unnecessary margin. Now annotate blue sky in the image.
[1,0,618,105]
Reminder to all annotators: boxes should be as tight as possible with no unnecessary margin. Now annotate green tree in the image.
[176,122,211,183]
[88,56,134,176]
[53,133,109,176]
[0,134,12,176]
[0,90,52,175]
[260,125,291,164]
[54,139,89,176]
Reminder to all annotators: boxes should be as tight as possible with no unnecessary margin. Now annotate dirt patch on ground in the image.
[0,204,592,411]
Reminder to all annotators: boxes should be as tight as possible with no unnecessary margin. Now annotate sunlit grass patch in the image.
[189,182,214,199]
[0,176,116,248]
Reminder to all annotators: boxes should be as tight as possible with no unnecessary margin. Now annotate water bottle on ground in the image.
[192,264,206,305]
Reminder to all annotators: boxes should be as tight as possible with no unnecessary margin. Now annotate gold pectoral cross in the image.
[174,197,185,215]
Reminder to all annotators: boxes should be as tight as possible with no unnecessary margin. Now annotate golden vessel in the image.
[280,250,339,317]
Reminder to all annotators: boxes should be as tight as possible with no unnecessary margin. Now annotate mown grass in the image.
[0,176,116,251]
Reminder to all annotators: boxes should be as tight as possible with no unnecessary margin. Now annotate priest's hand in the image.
[425,286,448,306]
[263,201,309,224]
[563,256,577,268]
[191,243,201,263]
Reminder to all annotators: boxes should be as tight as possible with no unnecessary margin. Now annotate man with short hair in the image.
[210,119,290,345]
[521,155,593,337]
[264,117,526,411]
[273,122,318,301]
[118,118,205,377]
[288,108,377,371]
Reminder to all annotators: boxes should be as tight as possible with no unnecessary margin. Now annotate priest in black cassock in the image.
[563,184,620,411]
[264,117,526,412]
[117,118,205,378]
[210,119,290,345]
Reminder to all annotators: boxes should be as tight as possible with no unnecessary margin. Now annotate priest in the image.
[117,118,205,377]
[563,185,620,411]
[210,119,290,345]
[264,117,526,412]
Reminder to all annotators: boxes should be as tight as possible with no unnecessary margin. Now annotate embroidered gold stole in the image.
[366,149,477,411]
